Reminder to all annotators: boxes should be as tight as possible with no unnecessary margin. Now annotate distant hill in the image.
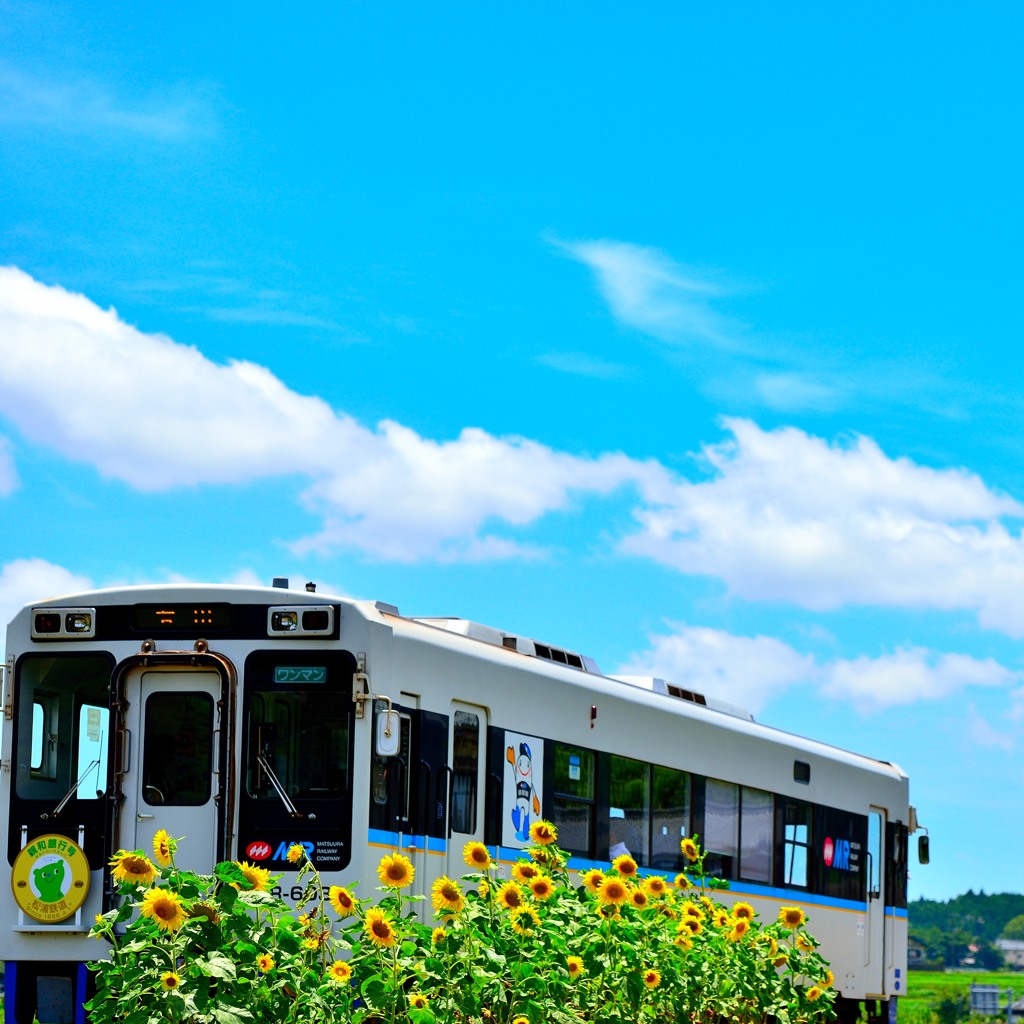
[911,891,1024,943]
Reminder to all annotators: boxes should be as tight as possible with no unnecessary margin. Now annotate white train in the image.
[0,581,927,1024]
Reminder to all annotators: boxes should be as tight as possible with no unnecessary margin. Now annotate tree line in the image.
[911,891,1024,969]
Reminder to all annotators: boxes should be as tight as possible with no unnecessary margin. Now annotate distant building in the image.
[908,938,928,967]
[997,939,1024,968]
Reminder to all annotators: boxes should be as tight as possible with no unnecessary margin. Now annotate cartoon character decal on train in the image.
[505,734,543,843]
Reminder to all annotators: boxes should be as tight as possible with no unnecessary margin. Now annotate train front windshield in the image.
[9,654,113,865]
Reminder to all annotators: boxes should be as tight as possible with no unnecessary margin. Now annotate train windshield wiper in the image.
[256,754,306,819]
[43,757,101,819]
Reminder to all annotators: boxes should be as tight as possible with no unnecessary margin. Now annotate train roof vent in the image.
[412,617,599,674]
[610,676,755,721]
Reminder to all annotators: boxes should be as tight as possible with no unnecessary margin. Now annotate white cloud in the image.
[822,650,1019,712]
[619,624,1022,715]
[963,704,1015,752]
[558,239,742,350]
[616,624,815,715]
[622,418,1024,635]
[0,267,667,561]
[0,559,93,640]
[0,436,19,496]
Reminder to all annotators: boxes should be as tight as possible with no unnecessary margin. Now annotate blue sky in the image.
[2,2,1023,901]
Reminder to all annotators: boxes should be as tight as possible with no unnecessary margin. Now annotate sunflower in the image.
[409,993,429,1009]
[431,876,466,914]
[732,901,755,920]
[188,901,222,926]
[581,868,605,893]
[431,926,447,944]
[673,872,692,890]
[612,853,638,877]
[302,936,320,950]
[642,876,668,898]
[364,907,397,948]
[674,933,693,950]
[679,915,702,935]
[529,820,558,846]
[823,969,835,988]
[796,935,816,952]
[377,853,414,889]
[235,861,271,891]
[773,954,789,968]
[463,841,491,870]
[511,861,539,884]
[728,918,751,942]
[512,1017,530,1024]
[631,888,649,909]
[510,904,541,936]
[713,909,730,928]
[496,881,524,910]
[478,879,490,898]
[140,888,187,932]
[699,895,716,915]
[256,954,275,972]
[597,877,631,907]
[529,847,564,869]
[160,971,181,992]
[152,830,173,867]
[567,956,585,978]
[779,906,806,928]
[109,850,157,886]
[681,901,704,920]
[643,968,661,989]
[329,885,356,917]
[680,837,700,862]
[328,960,352,985]
[807,986,822,1002]
[529,874,556,901]
[286,843,305,865]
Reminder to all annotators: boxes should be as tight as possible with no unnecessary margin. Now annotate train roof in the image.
[15,580,907,785]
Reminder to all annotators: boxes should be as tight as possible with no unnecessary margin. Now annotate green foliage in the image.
[87,829,838,1023]
[1000,915,1024,941]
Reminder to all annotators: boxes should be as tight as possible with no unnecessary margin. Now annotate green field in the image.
[903,971,1023,1024]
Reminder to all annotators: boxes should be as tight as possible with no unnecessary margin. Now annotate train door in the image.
[445,702,488,880]
[119,668,224,872]
[865,807,886,994]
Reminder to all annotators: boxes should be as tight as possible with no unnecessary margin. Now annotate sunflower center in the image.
[371,919,390,939]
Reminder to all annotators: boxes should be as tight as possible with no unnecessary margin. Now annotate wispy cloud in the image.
[557,238,745,351]
[536,350,630,380]
[0,62,216,142]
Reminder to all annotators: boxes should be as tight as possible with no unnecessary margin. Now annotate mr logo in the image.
[274,841,314,861]
[823,836,852,871]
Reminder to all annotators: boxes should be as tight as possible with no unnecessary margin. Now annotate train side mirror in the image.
[375,710,401,757]
[918,834,930,865]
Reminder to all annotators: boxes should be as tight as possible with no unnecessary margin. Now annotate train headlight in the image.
[31,607,97,640]
[267,605,335,637]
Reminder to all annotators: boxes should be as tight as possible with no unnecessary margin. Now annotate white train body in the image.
[1,583,916,1024]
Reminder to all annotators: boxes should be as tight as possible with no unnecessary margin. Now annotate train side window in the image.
[75,703,109,800]
[451,710,479,834]
[30,699,50,775]
[550,743,595,856]
[783,800,810,888]
[703,778,738,878]
[609,755,650,864]
[739,786,773,883]
[651,765,689,871]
